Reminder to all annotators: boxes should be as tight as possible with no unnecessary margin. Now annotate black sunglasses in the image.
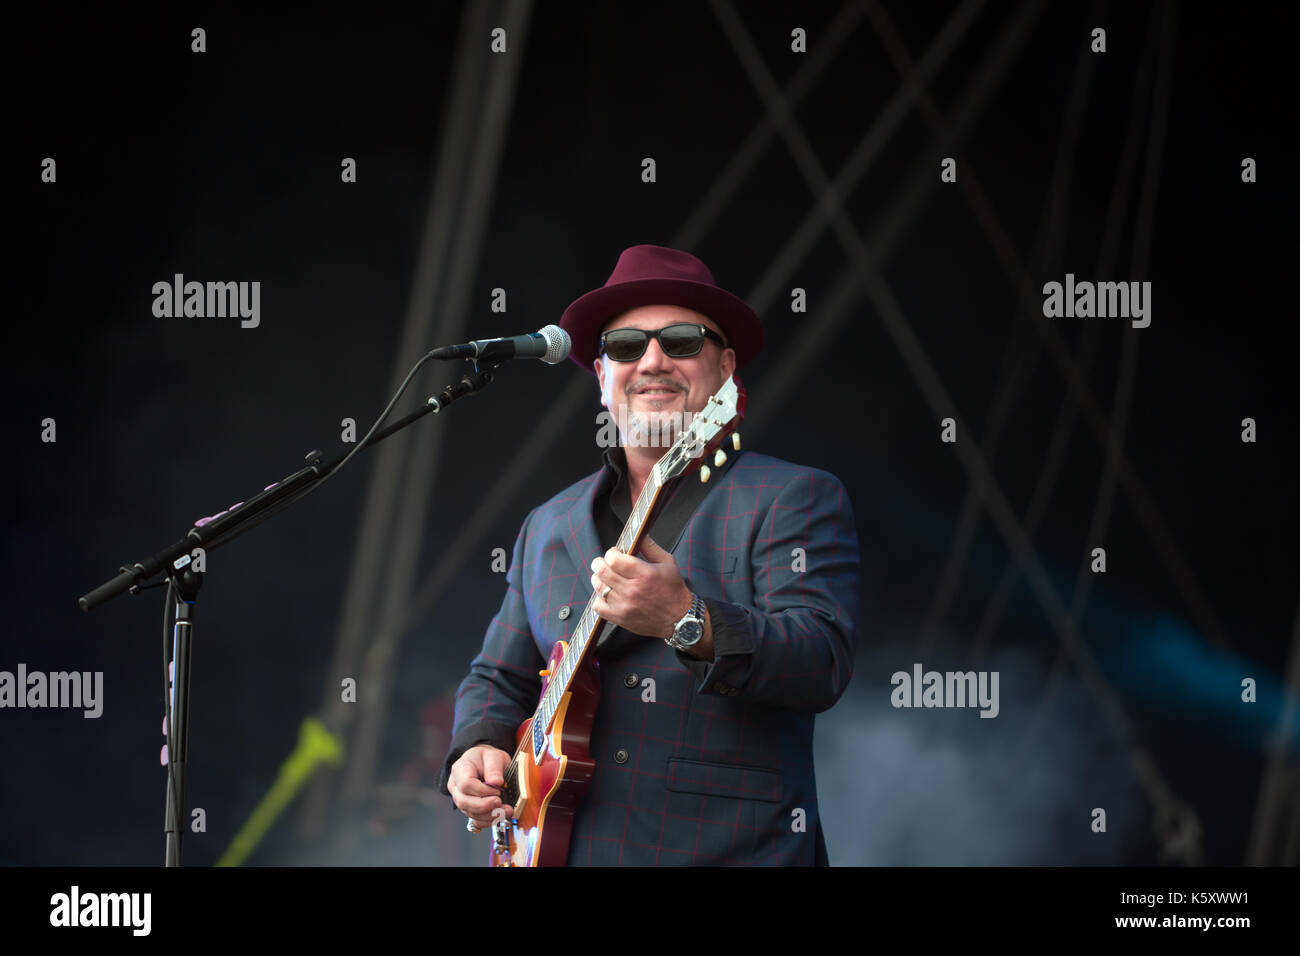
[598,323,727,362]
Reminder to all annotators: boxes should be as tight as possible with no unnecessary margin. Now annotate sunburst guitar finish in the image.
[489,640,599,866]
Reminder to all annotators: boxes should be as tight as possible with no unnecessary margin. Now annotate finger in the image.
[604,547,635,574]
[453,755,502,799]
[460,792,500,814]
[601,552,637,581]
[468,804,516,829]
[458,775,502,799]
[467,797,517,826]
[640,538,676,566]
[638,535,666,558]
[590,556,605,574]
[459,792,504,822]
[481,748,510,789]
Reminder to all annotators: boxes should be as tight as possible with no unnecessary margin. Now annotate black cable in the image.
[192,350,441,558]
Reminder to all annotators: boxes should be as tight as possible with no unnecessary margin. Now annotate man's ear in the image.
[594,355,606,394]
[720,348,737,383]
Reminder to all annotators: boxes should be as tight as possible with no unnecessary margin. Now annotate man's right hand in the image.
[448,744,515,829]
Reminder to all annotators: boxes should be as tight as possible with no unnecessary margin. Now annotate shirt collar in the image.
[601,445,628,482]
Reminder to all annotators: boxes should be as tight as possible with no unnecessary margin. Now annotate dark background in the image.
[4,0,1296,866]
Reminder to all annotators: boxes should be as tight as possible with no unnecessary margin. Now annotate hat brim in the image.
[560,277,763,374]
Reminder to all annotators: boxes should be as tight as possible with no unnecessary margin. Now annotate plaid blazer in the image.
[439,449,860,865]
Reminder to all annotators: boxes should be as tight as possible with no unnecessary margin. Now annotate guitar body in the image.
[489,640,599,867]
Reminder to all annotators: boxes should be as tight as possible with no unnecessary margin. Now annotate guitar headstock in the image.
[656,374,747,485]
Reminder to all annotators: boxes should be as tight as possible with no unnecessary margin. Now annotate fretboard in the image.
[528,460,666,755]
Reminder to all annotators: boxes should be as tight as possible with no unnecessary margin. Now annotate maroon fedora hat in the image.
[560,244,763,374]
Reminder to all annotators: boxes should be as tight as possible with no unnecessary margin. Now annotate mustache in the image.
[627,380,683,394]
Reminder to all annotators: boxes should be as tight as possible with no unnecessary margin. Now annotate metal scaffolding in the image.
[294,0,1261,866]
[296,0,535,844]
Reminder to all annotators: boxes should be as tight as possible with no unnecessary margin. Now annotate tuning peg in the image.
[714,448,727,468]
[732,432,741,451]
[699,465,711,483]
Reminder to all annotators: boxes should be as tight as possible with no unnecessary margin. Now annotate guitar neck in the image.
[532,460,668,727]
[524,375,743,760]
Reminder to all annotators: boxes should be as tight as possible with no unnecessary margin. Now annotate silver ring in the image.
[466,817,481,834]
[602,585,612,599]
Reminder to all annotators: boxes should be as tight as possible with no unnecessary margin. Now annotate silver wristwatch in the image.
[667,593,706,651]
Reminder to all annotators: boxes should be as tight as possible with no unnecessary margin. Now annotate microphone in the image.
[429,324,571,364]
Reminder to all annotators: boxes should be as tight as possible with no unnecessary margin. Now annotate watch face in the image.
[675,621,703,645]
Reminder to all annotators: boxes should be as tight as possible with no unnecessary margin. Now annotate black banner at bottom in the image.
[0,865,1284,942]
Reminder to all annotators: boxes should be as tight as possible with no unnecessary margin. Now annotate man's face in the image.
[593,305,737,450]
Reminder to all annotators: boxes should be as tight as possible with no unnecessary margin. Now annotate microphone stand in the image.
[79,354,506,866]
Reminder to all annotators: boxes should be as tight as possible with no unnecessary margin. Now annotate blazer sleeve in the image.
[675,468,859,713]
[437,508,545,797]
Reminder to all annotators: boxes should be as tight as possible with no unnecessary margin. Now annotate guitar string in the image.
[501,462,670,808]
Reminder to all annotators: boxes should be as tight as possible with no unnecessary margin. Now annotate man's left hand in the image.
[590,536,691,640]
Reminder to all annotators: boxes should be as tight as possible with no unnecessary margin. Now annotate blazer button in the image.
[614,748,629,764]
[623,672,638,688]
[714,682,734,695]
[557,606,571,620]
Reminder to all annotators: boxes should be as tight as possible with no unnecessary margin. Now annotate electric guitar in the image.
[488,375,746,866]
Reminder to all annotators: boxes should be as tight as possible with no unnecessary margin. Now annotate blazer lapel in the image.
[561,468,608,594]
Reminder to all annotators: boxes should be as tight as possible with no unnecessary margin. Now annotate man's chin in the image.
[623,409,691,449]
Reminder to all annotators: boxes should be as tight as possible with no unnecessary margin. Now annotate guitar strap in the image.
[593,448,745,659]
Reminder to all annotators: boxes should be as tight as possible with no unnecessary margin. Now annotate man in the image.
[438,244,859,865]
